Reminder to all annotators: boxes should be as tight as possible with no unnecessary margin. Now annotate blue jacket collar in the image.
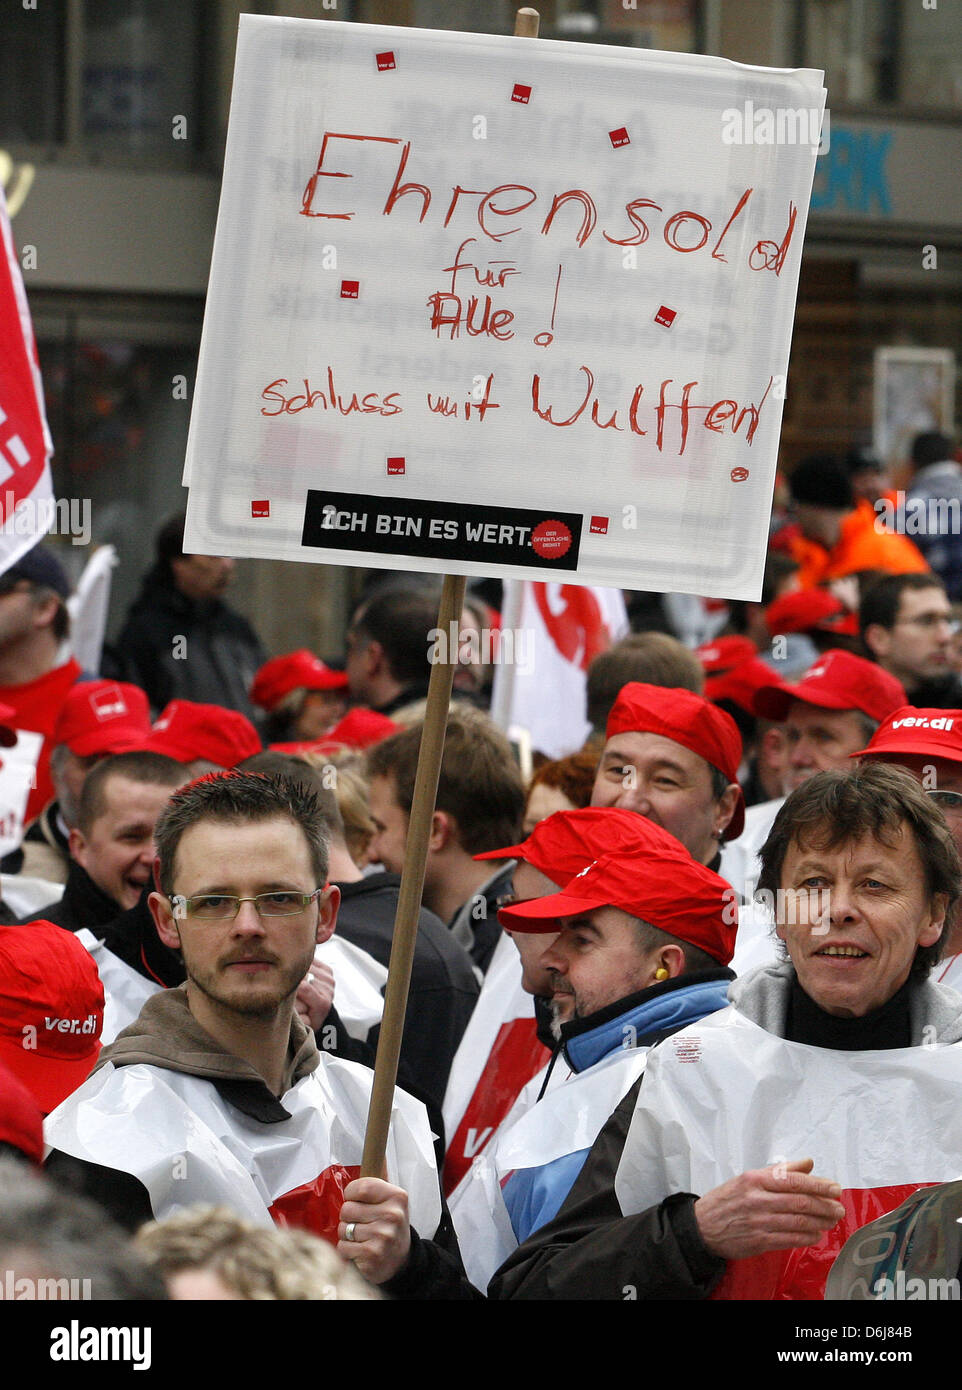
[561,970,733,1073]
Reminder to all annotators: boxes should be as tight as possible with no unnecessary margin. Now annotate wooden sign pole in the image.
[360,569,466,1175]
[360,6,540,1180]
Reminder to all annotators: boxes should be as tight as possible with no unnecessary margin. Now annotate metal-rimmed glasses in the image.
[170,889,323,921]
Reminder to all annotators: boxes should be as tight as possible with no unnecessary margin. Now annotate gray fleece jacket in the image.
[727,958,962,1045]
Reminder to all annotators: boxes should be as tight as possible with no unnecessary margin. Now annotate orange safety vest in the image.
[790,501,929,590]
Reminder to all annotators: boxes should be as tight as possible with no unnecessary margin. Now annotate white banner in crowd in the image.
[0,728,43,858]
[491,579,629,757]
[442,932,550,1196]
[0,183,54,576]
[183,16,824,600]
[66,544,117,674]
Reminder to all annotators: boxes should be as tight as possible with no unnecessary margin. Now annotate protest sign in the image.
[183,16,824,600]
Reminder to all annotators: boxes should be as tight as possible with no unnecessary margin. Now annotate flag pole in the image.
[360,6,541,1180]
[360,569,466,1176]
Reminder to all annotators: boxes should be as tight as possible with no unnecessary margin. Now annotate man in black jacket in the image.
[105,512,265,719]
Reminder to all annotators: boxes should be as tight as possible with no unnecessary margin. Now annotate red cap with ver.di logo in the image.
[52,680,152,757]
[852,706,962,764]
[498,846,737,964]
[0,921,104,1114]
[145,701,262,767]
[475,804,696,885]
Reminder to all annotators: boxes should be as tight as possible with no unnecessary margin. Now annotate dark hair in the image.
[632,917,721,976]
[153,770,330,898]
[239,751,345,839]
[586,634,703,731]
[155,512,187,571]
[729,552,801,636]
[911,431,954,469]
[762,551,801,608]
[789,455,854,510]
[859,572,947,641]
[77,751,184,836]
[349,587,440,686]
[845,445,884,478]
[708,763,733,802]
[757,762,960,980]
[366,707,523,854]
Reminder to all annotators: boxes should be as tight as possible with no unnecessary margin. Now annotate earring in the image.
[654,966,669,982]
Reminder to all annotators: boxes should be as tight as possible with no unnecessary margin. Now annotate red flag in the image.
[0,183,54,562]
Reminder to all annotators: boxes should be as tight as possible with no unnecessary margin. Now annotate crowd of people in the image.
[3,432,962,1302]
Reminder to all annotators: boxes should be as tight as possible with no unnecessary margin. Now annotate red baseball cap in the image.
[270,708,401,756]
[0,1060,44,1164]
[752,649,907,724]
[852,706,962,764]
[0,921,104,1114]
[0,701,17,748]
[250,651,348,712]
[475,805,693,884]
[696,636,757,675]
[52,680,152,757]
[145,701,262,767]
[498,848,737,964]
[765,589,858,639]
[605,682,745,840]
[704,656,789,716]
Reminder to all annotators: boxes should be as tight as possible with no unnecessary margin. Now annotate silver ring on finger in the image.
[345,1222,356,1242]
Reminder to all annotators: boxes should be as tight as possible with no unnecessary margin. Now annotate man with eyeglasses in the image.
[860,573,961,709]
[853,706,962,993]
[44,771,459,1293]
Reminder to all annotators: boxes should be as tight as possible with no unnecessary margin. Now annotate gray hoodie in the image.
[728,958,962,1046]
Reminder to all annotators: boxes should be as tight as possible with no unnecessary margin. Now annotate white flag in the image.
[491,581,629,758]
[442,933,550,1196]
[66,545,116,674]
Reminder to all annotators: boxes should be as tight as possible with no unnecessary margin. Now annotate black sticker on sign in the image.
[302,491,583,569]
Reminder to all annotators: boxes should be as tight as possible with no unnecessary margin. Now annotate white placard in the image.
[184,17,824,601]
[0,728,43,857]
